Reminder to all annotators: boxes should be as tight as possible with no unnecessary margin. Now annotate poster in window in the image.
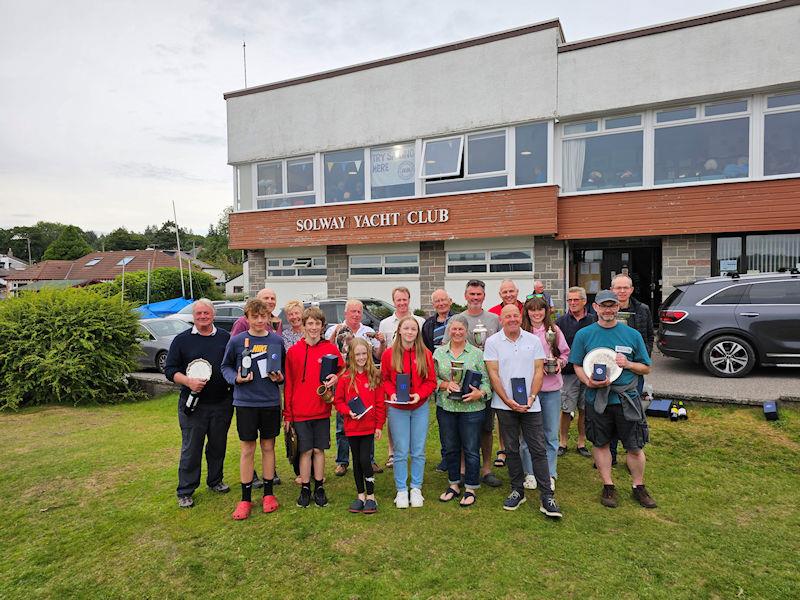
[719,259,738,272]
[371,147,415,188]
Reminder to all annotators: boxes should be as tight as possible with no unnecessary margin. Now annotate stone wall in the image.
[326,245,348,298]
[662,234,712,298]
[247,250,265,297]
[419,240,445,314]
[533,236,565,310]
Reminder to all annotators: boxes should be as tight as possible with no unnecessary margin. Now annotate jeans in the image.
[436,405,447,461]
[177,401,233,497]
[439,409,483,489]
[388,402,430,492]
[496,409,552,499]
[539,390,561,479]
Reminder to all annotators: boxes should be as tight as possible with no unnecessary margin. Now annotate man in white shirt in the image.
[326,299,382,476]
[484,304,562,518]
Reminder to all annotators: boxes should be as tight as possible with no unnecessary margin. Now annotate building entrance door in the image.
[571,243,662,320]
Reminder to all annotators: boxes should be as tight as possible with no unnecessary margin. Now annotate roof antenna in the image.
[242,37,248,88]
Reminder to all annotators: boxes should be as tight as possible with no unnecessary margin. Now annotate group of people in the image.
[165,274,657,521]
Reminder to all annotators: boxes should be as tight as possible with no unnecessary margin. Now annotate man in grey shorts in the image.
[555,286,596,458]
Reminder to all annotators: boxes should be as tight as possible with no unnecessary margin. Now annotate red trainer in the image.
[262,495,279,513]
[232,500,252,520]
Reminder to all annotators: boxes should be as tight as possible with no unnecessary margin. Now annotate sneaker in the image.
[297,487,311,508]
[314,486,329,507]
[262,495,279,513]
[386,455,394,469]
[348,498,365,513]
[363,499,378,514]
[540,496,563,519]
[394,491,409,509]
[232,500,252,520]
[435,461,448,473]
[632,485,658,509]
[577,446,592,458]
[177,495,193,509]
[335,464,348,477]
[371,462,384,474]
[481,472,502,487]
[523,475,538,490]
[409,488,424,508]
[273,472,282,486]
[502,489,526,511]
[252,472,263,489]
[600,484,618,508]
[208,482,230,494]
[557,446,567,457]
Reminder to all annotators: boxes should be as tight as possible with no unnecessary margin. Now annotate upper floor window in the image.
[256,156,315,209]
[654,100,749,186]
[515,122,548,185]
[324,149,365,204]
[446,248,532,274]
[371,143,416,200]
[349,254,419,276]
[561,115,643,193]
[422,130,507,195]
[267,256,326,277]
[764,91,800,177]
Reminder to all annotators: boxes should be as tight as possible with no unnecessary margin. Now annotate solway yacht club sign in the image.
[296,208,450,232]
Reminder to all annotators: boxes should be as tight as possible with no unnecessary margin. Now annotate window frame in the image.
[253,155,316,209]
[266,255,327,278]
[711,231,800,276]
[369,142,417,201]
[420,135,465,179]
[762,89,800,180]
[348,253,420,277]
[446,248,533,275]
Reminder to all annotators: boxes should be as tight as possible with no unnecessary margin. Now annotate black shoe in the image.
[296,487,311,508]
[600,484,618,508]
[557,446,567,457]
[177,496,194,508]
[540,496,563,519]
[481,472,502,487]
[252,471,263,489]
[363,499,378,514]
[314,486,329,507]
[435,461,448,473]
[348,498,364,513]
[577,446,592,458]
[208,482,230,494]
[502,489,526,511]
[273,472,282,486]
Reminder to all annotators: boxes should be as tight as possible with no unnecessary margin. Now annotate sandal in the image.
[438,486,461,502]
[385,455,394,469]
[459,491,476,507]
[493,451,506,468]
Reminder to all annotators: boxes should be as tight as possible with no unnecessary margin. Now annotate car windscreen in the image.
[146,319,191,337]
[363,299,394,320]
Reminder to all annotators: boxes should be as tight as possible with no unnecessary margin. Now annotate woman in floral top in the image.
[281,300,305,351]
[432,315,492,507]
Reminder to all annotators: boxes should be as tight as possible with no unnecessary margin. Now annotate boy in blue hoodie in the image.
[222,298,286,520]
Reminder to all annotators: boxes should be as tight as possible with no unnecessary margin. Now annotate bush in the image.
[90,267,222,304]
[0,288,145,409]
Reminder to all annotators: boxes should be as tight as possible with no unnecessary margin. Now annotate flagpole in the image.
[172,200,186,298]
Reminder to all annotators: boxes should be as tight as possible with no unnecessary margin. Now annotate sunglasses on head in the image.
[525,293,545,300]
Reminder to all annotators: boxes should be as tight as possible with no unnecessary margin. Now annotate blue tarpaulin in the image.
[136,297,193,319]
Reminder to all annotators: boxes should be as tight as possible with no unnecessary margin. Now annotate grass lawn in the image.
[1,395,799,600]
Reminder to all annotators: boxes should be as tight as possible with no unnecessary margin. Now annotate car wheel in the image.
[702,336,756,378]
[156,351,168,374]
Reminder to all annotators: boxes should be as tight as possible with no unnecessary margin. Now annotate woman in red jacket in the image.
[334,338,385,514]
[380,316,436,509]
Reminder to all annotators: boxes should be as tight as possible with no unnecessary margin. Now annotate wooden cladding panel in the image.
[556,180,800,240]
[229,187,558,249]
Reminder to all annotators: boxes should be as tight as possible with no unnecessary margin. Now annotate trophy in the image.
[617,311,633,326]
[448,360,465,400]
[544,327,559,375]
[472,321,488,349]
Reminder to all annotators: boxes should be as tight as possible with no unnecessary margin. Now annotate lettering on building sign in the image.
[296,208,450,232]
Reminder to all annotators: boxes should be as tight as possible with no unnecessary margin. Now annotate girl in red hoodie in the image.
[380,316,436,509]
[334,338,385,514]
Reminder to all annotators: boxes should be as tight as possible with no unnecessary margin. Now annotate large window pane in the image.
[716,236,742,274]
[515,123,548,185]
[422,137,463,177]
[257,162,282,196]
[467,131,505,174]
[562,131,643,192]
[746,233,800,273]
[425,175,506,195]
[654,118,749,185]
[765,111,800,176]
[371,144,416,199]
[287,157,314,193]
[324,149,365,203]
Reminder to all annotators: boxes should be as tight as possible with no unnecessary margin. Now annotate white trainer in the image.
[523,474,538,490]
[394,491,409,509]
[409,488,424,508]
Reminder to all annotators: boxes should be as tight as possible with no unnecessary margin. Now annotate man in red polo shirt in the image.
[489,279,524,317]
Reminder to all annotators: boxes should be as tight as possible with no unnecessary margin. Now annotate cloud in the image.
[159,132,226,146]
[111,162,205,182]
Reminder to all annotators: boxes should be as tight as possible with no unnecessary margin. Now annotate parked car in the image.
[169,300,227,324]
[137,318,191,373]
[658,270,800,377]
[277,298,395,330]
[167,301,244,331]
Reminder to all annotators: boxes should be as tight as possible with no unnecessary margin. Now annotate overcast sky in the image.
[0,0,750,235]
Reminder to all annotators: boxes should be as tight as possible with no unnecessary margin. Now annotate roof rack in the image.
[724,271,740,279]
[776,267,800,276]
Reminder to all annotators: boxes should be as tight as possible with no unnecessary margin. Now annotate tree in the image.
[143,221,203,251]
[197,207,243,279]
[101,228,149,251]
[42,225,93,261]
[1,221,71,263]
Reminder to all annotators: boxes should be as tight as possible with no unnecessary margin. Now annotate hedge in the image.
[0,288,145,409]
[90,267,222,304]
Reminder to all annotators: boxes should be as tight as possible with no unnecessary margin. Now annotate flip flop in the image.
[438,486,461,502]
[459,491,476,507]
[493,450,506,468]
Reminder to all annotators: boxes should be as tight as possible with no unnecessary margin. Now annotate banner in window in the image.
[371,146,415,188]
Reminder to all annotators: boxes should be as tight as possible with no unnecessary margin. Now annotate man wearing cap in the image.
[568,290,656,509]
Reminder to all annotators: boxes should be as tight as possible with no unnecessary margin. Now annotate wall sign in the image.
[296,208,449,232]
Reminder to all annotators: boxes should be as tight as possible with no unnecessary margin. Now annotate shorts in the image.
[560,373,586,413]
[585,403,649,451]
[481,404,495,433]
[293,417,331,453]
[236,406,281,442]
